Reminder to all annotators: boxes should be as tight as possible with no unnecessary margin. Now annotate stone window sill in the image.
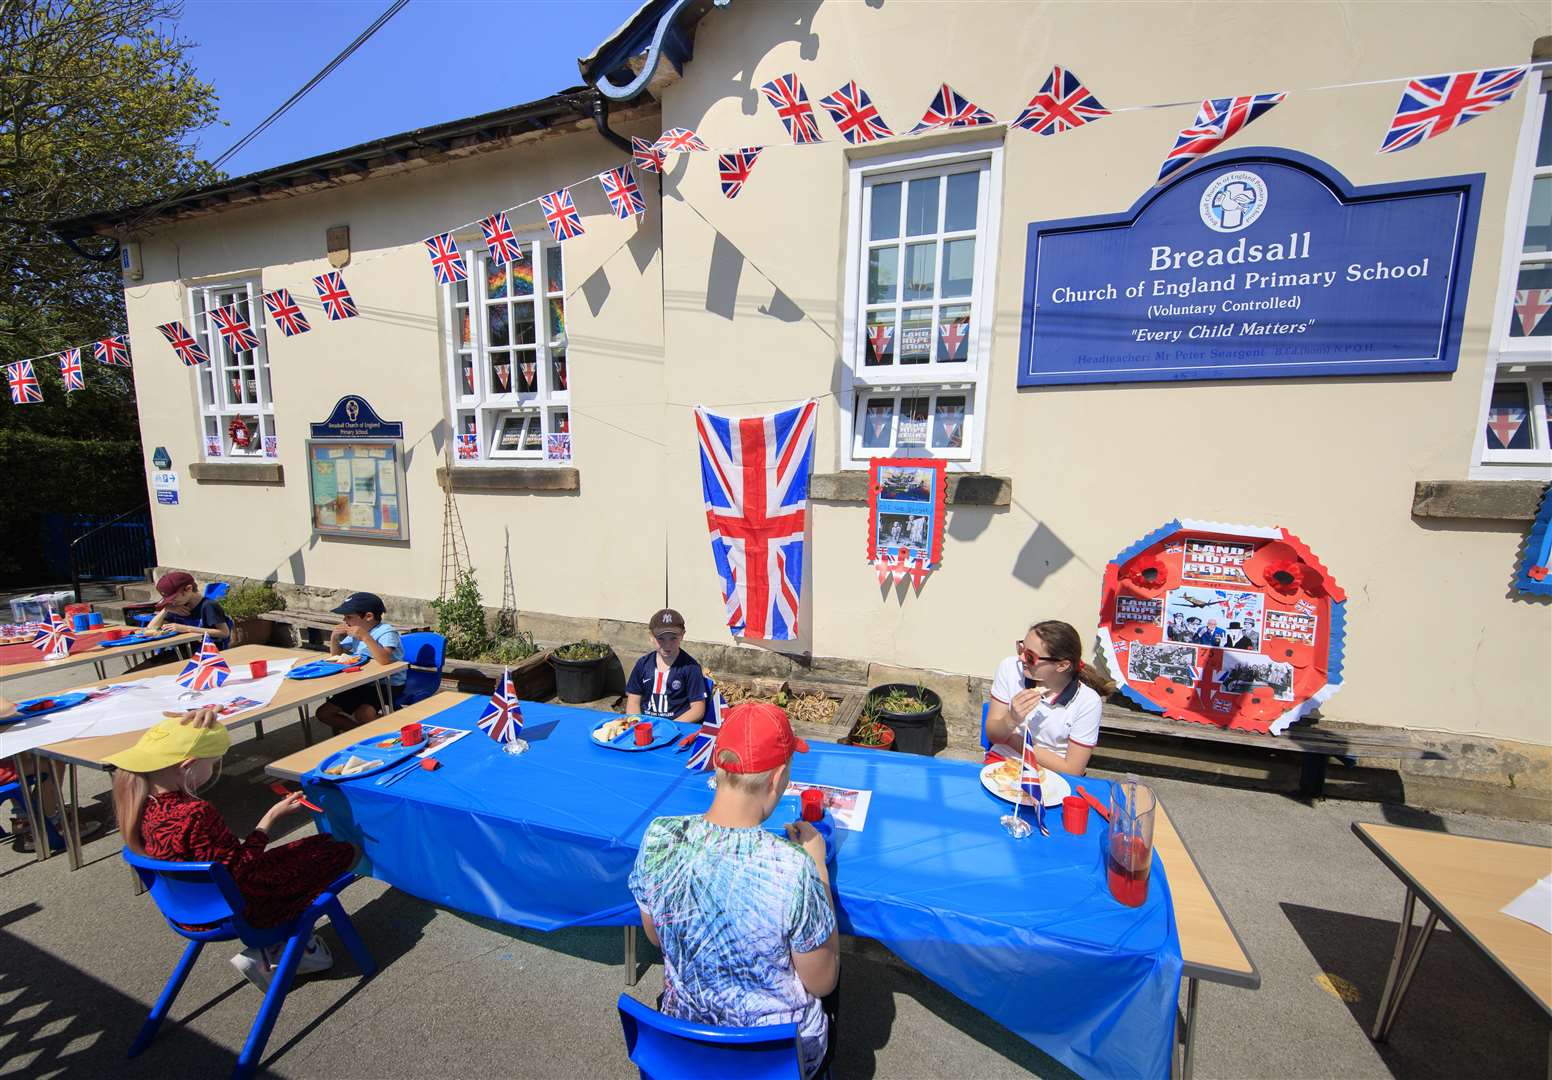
[189,463,284,485]
[437,466,580,494]
[1410,480,1547,521]
[810,472,1010,506]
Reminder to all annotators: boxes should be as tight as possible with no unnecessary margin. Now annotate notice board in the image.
[306,440,407,541]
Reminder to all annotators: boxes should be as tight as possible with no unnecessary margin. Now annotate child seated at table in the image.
[109,708,359,991]
[985,619,1115,775]
[629,702,838,1078]
[624,608,707,724]
[315,592,406,734]
[144,571,230,641]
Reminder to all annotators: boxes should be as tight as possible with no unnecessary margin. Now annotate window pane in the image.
[898,396,930,447]
[861,398,894,448]
[546,245,564,292]
[496,414,528,452]
[555,408,569,434]
[517,353,538,393]
[1525,177,1552,254]
[1546,382,1552,446]
[941,237,975,297]
[548,297,566,342]
[458,308,472,346]
[1538,94,1552,168]
[486,263,508,300]
[864,313,896,366]
[938,304,971,362]
[899,307,932,364]
[487,305,510,347]
[491,356,514,394]
[523,416,543,451]
[511,257,535,297]
[458,354,476,396]
[903,242,936,301]
[868,246,899,303]
[1486,382,1534,450]
[1509,263,1552,337]
[945,171,978,232]
[512,301,536,345]
[552,350,569,391]
[454,277,469,304]
[933,396,967,448]
[905,177,939,236]
[870,182,901,241]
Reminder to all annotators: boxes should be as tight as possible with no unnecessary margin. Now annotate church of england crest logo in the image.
[1199,170,1268,233]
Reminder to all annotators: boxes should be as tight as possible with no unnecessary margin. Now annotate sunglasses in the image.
[1015,642,1057,665]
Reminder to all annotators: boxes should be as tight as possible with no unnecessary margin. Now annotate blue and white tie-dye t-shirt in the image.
[628,815,836,1075]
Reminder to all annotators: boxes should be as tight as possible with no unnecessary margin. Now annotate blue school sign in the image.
[1016,148,1482,385]
[310,395,404,440]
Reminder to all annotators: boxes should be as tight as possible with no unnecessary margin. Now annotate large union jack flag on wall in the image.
[1013,65,1109,135]
[1157,93,1284,184]
[1380,66,1527,154]
[909,83,997,133]
[759,73,822,144]
[59,348,84,392]
[694,400,816,641]
[819,80,893,144]
[93,335,131,367]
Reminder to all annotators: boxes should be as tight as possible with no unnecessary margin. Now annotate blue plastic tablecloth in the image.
[307,696,1182,1079]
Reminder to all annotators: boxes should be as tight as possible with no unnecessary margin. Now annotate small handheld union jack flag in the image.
[312,271,359,320]
[631,136,665,174]
[7,360,42,404]
[717,148,762,199]
[1013,66,1109,136]
[540,189,585,242]
[819,80,893,144]
[263,289,311,337]
[1019,731,1049,836]
[424,232,469,285]
[759,73,822,145]
[157,321,210,366]
[1157,93,1284,184]
[1380,67,1527,154]
[210,304,260,352]
[599,166,646,220]
[32,613,75,658]
[93,334,131,367]
[481,211,524,266]
[654,127,708,154]
[59,348,84,392]
[909,83,997,133]
[177,636,231,691]
[478,669,527,750]
[682,689,727,771]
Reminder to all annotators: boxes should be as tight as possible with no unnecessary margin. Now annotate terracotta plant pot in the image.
[848,725,896,751]
[232,617,274,647]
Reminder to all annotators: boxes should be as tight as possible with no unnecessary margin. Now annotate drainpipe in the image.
[590,92,634,154]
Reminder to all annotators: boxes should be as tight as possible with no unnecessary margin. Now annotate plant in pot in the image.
[479,631,539,665]
[865,683,942,756]
[222,583,282,646]
[551,639,613,703]
[848,705,896,751]
[430,569,492,661]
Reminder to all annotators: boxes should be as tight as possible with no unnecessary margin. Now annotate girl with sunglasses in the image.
[985,620,1115,773]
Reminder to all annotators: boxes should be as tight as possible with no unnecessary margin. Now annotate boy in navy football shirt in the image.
[625,609,707,724]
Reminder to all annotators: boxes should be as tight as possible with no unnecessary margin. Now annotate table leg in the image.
[375,679,392,716]
[299,705,314,747]
[93,659,106,681]
[1371,889,1439,1042]
[64,763,84,871]
[9,754,47,864]
[1176,976,1199,1080]
[624,925,638,987]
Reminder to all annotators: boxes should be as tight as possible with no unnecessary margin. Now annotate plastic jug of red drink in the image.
[1106,774,1156,908]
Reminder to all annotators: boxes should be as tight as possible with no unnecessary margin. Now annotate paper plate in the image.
[11,692,92,722]
[306,733,427,783]
[590,717,686,752]
[979,761,1072,808]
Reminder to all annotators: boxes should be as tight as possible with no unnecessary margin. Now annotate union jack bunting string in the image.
[7,360,43,404]
[263,289,311,337]
[654,127,709,154]
[909,83,998,133]
[759,73,822,145]
[210,304,260,352]
[1019,733,1049,836]
[32,613,75,658]
[599,166,646,220]
[478,669,525,745]
[481,211,524,265]
[1379,66,1527,153]
[1156,93,1285,184]
[92,334,131,367]
[312,271,359,320]
[424,232,468,285]
[1515,289,1552,337]
[156,321,210,366]
[631,135,665,174]
[177,636,231,691]
[540,189,585,242]
[717,148,762,200]
[818,80,893,144]
[59,348,84,392]
[1013,66,1109,135]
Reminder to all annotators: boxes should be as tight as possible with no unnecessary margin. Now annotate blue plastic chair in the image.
[0,770,64,852]
[122,849,375,1079]
[616,993,804,1080]
[204,582,230,600]
[980,701,990,752]
[396,632,446,707]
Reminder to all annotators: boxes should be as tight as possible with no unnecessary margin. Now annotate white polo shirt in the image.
[988,655,1102,761]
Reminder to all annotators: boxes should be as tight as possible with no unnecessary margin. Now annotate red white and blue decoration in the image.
[93,334,131,367]
[456,433,478,459]
[938,319,969,361]
[654,127,709,154]
[210,304,260,352]
[540,189,585,242]
[1515,288,1552,337]
[867,457,946,588]
[481,211,524,265]
[176,635,232,691]
[478,668,527,753]
[312,271,359,320]
[424,232,469,285]
[1485,401,1528,450]
[1019,733,1049,836]
[909,83,997,133]
[1099,519,1346,735]
[1380,66,1528,154]
[1514,485,1552,597]
[157,321,209,366]
[1013,65,1109,135]
[717,148,762,200]
[1157,93,1284,184]
[58,348,84,392]
[819,80,893,144]
[263,289,311,337]
[599,166,646,219]
[7,359,42,404]
[681,684,726,771]
[693,399,817,641]
[760,73,822,144]
[631,135,665,174]
[32,613,75,658]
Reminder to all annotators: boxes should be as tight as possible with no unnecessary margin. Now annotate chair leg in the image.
[253,720,265,740]
[234,934,306,1080]
[324,900,376,977]
[129,940,205,1057]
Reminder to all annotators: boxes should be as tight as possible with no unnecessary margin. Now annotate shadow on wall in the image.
[1011,521,1076,590]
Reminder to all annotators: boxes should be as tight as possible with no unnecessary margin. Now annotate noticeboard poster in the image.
[306,439,408,541]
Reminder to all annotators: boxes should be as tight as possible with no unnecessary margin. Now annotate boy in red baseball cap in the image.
[628,702,837,1077]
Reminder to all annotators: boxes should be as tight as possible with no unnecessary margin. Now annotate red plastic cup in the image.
[801,788,825,822]
[1062,796,1090,835]
[633,721,654,745]
[249,659,269,679]
[400,721,424,745]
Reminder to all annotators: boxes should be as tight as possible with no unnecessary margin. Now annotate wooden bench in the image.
[260,609,430,647]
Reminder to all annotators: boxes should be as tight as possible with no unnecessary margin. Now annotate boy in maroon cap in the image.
[144,571,230,642]
[628,702,838,1076]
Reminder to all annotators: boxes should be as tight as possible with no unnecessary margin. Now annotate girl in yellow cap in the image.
[108,711,358,991]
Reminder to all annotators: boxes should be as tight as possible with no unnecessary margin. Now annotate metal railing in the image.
[69,504,156,602]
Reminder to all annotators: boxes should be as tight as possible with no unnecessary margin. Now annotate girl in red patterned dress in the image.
[109,710,358,990]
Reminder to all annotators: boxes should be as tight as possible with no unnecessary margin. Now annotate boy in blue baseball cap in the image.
[315,592,406,733]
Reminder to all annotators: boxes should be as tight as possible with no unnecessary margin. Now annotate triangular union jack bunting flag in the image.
[8,359,42,404]
[59,348,84,392]
[424,232,469,285]
[92,334,131,367]
[312,271,358,320]
[263,289,311,337]
[1514,288,1552,337]
[599,166,646,219]
[819,80,893,144]
[759,73,822,144]
[1013,65,1109,135]
[717,148,762,199]
[938,319,969,360]
[631,136,665,174]
[866,324,893,364]
[1486,405,1529,450]
[482,211,523,265]
[156,321,209,365]
[540,189,585,242]
[1380,66,1527,153]
[693,399,816,641]
[654,127,709,154]
[909,83,997,133]
[1157,93,1284,184]
[210,304,260,352]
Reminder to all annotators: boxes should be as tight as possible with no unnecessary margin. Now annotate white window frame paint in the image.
[439,231,570,465]
[187,278,275,462]
[838,138,1003,471]
[1469,73,1552,478]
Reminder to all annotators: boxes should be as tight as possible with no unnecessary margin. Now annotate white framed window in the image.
[1472,72,1552,475]
[188,280,275,460]
[441,235,570,463]
[839,140,1002,469]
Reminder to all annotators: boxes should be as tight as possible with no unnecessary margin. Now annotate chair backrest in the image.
[203,581,230,600]
[400,631,446,673]
[616,994,803,1080]
[980,701,990,752]
[123,847,247,932]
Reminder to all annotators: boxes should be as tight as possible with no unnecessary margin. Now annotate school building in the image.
[55,2,1552,814]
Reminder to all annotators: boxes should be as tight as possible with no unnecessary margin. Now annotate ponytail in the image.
[1029,620,1117,697]
[112,769,151,855]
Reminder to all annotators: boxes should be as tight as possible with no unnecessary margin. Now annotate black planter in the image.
[551,649,611,703]
[867,684,942,756]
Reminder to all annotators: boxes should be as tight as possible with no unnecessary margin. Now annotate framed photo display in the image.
[867,458,946,586]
